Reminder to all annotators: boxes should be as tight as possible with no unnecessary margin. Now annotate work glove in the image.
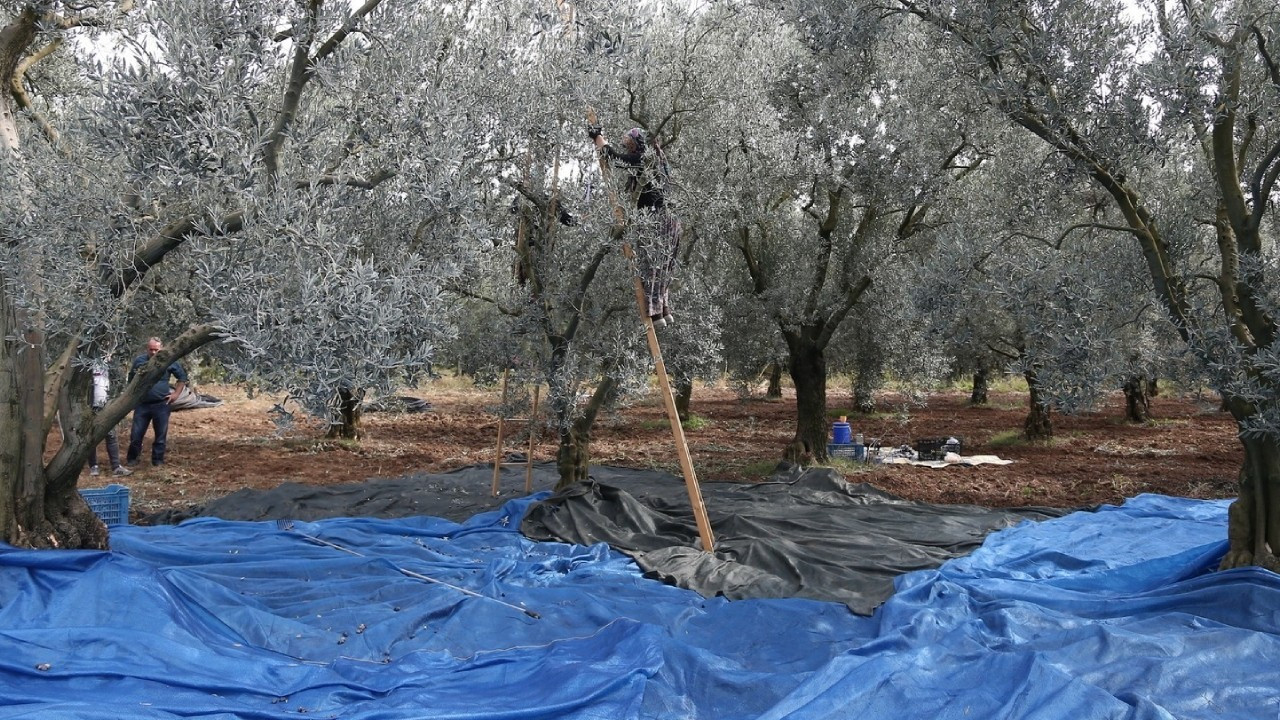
[586,125,602,140]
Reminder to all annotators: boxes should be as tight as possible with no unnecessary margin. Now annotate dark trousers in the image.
[91,408,122,469]
[127,401,172,465]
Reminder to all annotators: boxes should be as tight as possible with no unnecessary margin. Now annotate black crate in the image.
[914,436,963,461]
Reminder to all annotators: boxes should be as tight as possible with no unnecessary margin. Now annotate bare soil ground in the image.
[78,381,1243,521]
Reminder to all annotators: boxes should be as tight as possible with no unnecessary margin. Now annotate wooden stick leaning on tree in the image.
[585,108,715,552]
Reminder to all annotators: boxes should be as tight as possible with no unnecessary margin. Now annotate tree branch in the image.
[295,167,396,190]
[561,244,612,344]
[1054,221,1135,247]
[41,0,135,30]
[737,226,768,296]
[819,275,872,348]
[263,1,321,183]
[1248,136,1280,230]
[445,282,522,316]
[110,211,245,296]
[40,331,80,439]
[8,37,62,149]
[310,0,385,68]
[1251,23,1280,88]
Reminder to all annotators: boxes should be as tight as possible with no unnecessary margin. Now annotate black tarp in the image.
[520,465,1071,614]
[140,463,553,525]
[143,462,1070,615]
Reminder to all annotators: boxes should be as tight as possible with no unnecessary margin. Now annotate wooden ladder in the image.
[491,368,541,497]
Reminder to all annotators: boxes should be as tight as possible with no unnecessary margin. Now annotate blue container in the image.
[831,420,852,445]
[79,484,130,525]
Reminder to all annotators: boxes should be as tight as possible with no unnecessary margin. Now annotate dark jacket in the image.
[605,143,667,210]
[129,355,188,404]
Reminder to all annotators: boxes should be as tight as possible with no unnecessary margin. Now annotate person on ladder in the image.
[588,124,680,327]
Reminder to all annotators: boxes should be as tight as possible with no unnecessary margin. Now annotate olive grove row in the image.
[1,0,1276,567]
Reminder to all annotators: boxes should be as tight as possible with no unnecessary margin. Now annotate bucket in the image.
[831,417,852,445]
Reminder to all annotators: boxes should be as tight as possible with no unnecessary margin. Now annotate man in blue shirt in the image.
[126,337,188,467]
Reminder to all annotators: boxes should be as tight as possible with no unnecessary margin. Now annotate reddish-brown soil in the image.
[78,382,1243,521]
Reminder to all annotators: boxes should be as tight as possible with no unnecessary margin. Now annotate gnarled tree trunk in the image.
[1122,375,1151,423]
[327,387,364,440]
[554,375,617,491]
[765,362,783,399]
[674,376,693,423]
[556,421,591,489]
[1023,369,1053,440]
[0,280,108,549]
[970,368,990,406]
[1221,432,1280,572]
[783,330,828,464]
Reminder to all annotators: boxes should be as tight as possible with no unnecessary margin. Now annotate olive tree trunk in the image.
[1222,436,1280,571]
[0,283,104,549]
[327,387,364,440]
[555,375,617,490]
[783,330,828,464]
[1122,375,1152,423]
[1023,369,1053,440]
[0,272,215,548]
[674,376,693,423]
[969,368,990,406]
[765,362,783,399]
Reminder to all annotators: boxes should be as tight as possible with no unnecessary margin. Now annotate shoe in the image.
[649,315,666,327]
[663,313,674,326]
[89,466,100,477]
[112,466,133,477]
[125,460,139,467]
[152,460,164,467]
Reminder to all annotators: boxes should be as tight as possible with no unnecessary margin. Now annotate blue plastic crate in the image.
[79,484,130,525]
[827,443,866,461]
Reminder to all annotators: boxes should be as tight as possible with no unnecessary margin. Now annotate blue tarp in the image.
[1,493,1276,719]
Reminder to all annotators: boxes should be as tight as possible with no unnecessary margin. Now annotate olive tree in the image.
[893,0,1280,569]
[704,8,984,462]
[438,0,737,488]
[0,0,470,548]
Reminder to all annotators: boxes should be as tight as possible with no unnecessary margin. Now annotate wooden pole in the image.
[586,108,715,551]
[491,369,510,497]
[525,385,540,495]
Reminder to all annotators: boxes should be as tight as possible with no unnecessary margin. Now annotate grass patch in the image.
[682,414,711,431]
[987,429,1071,448]
[826,457,874,473]
[740,459,780,478]
[985,430,1025,447]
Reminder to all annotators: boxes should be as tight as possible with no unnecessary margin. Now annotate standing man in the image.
[126,337,188,467]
